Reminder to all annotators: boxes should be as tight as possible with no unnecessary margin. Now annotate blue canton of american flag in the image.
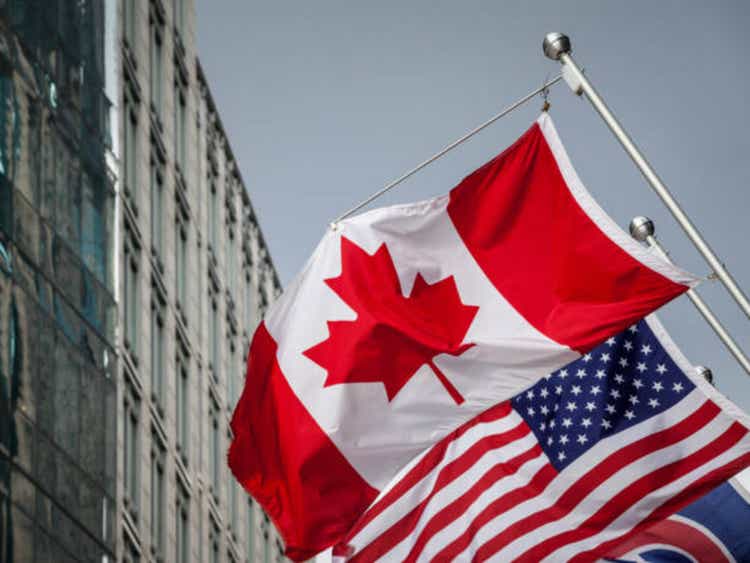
[513,319,695,470]
[335,318,750,563]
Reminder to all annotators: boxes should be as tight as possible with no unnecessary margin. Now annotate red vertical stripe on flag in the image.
[447,123,688,352]
[228,323,378,561]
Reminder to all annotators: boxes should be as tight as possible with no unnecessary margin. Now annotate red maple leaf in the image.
[303,237,479,404]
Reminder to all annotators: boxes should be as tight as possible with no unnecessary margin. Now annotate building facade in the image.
[117,1,284,563]
[0,1,119,562]
[0,0,284,562]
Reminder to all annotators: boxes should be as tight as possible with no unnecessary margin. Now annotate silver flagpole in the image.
[630,216,750,376]
[543,32,750,321]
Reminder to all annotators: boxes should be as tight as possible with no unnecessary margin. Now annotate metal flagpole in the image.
[630,216,750,376]
[543,32,750,321]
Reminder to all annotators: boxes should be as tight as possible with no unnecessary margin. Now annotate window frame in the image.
[228,339,237,409]
[246,499,255,563]
[123,87,139,208]
[123,231,140,362]
[123,0,137,48]
[123,382,141,520]
[209,515,221,563]
[175,482,190,563]
[150,157,164,262]
[173,85,187,172]
[208,175,219,253]
[209,397,221,503]
[175,217,188,310]
[209,294,220,383]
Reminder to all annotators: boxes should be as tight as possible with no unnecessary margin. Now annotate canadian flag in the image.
[228,114,697,560]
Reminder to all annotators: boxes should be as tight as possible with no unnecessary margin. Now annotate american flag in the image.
[332,318,750,562]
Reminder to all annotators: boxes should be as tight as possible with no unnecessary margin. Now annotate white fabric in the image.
[266,195,577,488]
[334,315,750,562]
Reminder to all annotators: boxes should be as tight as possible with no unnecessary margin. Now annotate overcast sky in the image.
[197,1,750,412]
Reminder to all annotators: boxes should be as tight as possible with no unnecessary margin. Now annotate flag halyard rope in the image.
[332,74,564,226]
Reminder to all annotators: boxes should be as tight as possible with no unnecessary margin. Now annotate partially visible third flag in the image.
[603,467,750,562]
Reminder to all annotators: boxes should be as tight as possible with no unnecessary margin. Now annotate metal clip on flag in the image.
[543,32,750,322]
[629,216,750,377]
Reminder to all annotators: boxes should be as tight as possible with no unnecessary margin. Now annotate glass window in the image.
[150,162,163,258]
[230,472,238,536]
[150,23,163,118]
[124,244,139,359]
[244,272,256,330]
[210,518,220,563]
[174,89,186,170]
[123,384,140,519]
[123,0,136,46]
[228,341,236,408]
[209,400,220,502]
[173,0,185,34]
[150,441,165,559]
[176,355,189,464]
[124,91,138,201]
[176,483,189,563]
[263,525,271,563]
[209,299,220,381]
[209,181,218,251]
[150,306,164,408]
[228,230,236,298]
[208,296,215,368]
[259,279,268,319]
[246,500,255,561]
[123,531,141,563]
[175,221,187,309]
[81,172,111,285]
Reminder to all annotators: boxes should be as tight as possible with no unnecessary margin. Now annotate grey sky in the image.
[197,1,750,412]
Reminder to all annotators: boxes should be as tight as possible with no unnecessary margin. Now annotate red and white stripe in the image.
[229,115,697,559]
[333,326,750,562]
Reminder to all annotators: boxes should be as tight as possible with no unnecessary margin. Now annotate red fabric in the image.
[600,516,732,562]
[303,236,478,404]
[472,400,723,561]
[448,123,688,352]
[439,401,719,561]
[342,402,513,543]
[573,449,750,562]
[230,121,693,559]
[228,323,378,561]
[350,419,532,562]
